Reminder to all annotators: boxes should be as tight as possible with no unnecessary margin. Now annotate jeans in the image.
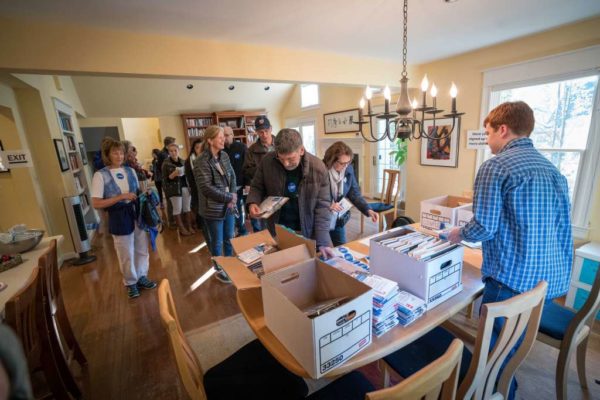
[481,278,548,400]
[197,213,212,250]
[235,189,247,236]
[204,212,235,257]
[329,226,347,247]
[250,218,264,232]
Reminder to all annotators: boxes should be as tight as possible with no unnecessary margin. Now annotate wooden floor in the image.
[58,211,600,399]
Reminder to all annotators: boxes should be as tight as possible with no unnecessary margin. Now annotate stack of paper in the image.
[396,291,427,327]
[257,196,289,219]
[237,243,275,277]
[329,198,354,230]
[377,231,459,262]
[329,246,370,271]
[356,274,400,337]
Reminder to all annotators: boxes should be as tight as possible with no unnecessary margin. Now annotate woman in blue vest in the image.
[323,141,378,246]
[91,138,156,299]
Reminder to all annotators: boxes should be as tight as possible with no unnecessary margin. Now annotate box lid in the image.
[576,242,600,262]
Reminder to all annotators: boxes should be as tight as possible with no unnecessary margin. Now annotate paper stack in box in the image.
[329,246,370,271]
[236,243,276,277]
[396,290,427,327]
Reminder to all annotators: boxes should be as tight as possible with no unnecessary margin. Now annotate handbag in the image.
[335,210,352,229]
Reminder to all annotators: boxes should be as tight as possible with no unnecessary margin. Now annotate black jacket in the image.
[193,149,236,220]
[224,141,247,188]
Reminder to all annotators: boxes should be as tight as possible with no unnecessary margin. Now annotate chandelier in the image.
[355,0,464,142]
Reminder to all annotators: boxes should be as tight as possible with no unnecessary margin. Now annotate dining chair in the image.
[158,279,308,400]
[361,169,401,233]
[5,267,73,399]
[367,339,463,400]
[537,268,600,400]
[382,281,548,400]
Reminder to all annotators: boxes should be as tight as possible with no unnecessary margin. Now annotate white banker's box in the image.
[420,195,472,230]
[262,259,373,379]
[370,227,464,309]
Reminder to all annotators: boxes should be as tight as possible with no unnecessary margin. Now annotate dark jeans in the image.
[197,213,212,249]
[250,218,264,232]
[481,278,550,400]
[235,189,247,236]
[329,226,347,247]
[155,181,164,206]
[204,212,235,257]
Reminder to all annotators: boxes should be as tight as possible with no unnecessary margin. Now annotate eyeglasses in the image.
[334,159,352,167]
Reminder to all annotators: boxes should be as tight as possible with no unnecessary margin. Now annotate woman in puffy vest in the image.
[91,138,156,299]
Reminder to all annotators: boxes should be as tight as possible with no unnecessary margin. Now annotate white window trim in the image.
[300,84,320,110]
[477,45,600,239]
[285,117,317,154]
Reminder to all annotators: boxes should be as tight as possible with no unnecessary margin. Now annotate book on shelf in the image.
[256,196,288,219]
[59,113,73,131]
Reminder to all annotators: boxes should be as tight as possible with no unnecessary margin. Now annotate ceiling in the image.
[71,76,294,117]
[1,0,599,64]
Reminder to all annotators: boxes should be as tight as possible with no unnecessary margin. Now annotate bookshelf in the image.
[54,99,98,239]
[181,110,267,152]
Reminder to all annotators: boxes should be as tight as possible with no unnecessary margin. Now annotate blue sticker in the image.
[116,172,125,179]
[287,182,297,193]
[234,153,241,159]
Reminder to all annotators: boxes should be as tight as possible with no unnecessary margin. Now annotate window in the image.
[488,75,598,201]
[479,46,600,238]
[300,84,319,108]
[287,120,316,156]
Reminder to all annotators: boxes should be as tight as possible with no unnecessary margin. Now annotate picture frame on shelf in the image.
[420,118,460,168]
[78,142,88,165]
[53,138,70,172]
[227,120,238,128]
[0,140,9,173]
[66,135,76,151]
[323,109,360,134]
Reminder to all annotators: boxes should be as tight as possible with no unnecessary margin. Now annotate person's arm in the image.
[314,168,334,249]
[247,156,267,217]
[193,156,233,203]
[242,149,256,185]
[345,166,371,216]
[460,160,504,242]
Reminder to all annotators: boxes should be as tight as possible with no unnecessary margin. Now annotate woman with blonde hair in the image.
[323,141,378,246]
[91,137,156,299]
[193,125,237,283]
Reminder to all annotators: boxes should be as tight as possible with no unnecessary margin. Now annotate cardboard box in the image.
[215,225,316,289]
[369,227,464,309]
[262,259,373,378]
[456,204,474,227]
[420,195,472,230]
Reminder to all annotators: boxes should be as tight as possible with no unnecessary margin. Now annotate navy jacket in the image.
[224,141,247,188]
[330,164,371,216]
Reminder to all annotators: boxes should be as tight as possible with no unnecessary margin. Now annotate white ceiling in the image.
[1,0,599,63]
[70,76,294,117]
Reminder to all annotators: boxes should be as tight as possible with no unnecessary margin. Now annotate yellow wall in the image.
[0,103,46,231]
[158,116,186,158]
[78,117,125,140]
[121,118,161,167]
[0,16,411,87]
[404,17,600,240]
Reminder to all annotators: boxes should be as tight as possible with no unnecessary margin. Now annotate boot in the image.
[175,214,192,236]
[186,212,196,234]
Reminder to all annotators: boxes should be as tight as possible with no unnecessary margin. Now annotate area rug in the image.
[185,313,333,394]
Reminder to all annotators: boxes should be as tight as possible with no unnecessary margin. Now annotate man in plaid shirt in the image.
[446,101,573,399]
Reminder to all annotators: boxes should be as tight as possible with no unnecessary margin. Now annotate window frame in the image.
[300,84,320,110]
[477,45,600,239]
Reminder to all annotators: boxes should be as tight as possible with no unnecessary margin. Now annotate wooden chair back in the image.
[5,268,42,368]
[459,280,548,400]
[158,279,207,400]
[367,339,463,400]
[379,169,401,206]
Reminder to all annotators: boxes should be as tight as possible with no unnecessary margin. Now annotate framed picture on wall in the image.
[78,142,88,165]
[0,140,9,173]
[420,118,460,168]
[323,108,360,134]
[53,138,70,172]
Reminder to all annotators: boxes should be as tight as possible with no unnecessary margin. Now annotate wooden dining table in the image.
[231,226,484,378]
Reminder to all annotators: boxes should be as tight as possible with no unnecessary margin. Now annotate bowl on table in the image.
[0,229,45,255]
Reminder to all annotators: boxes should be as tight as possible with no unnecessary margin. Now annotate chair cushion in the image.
[539,301,576,341]
[306,371,375,400]
[203,339,308,400]
[383,327,472,384]
[369,202,394,213]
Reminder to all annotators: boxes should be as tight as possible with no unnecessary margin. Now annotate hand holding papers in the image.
[329,197,353,230]
[255,196,289,219]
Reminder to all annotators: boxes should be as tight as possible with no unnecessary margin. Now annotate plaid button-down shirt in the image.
[461,137,573,298]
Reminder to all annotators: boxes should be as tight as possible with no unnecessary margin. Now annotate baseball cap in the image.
[254,116,271,131]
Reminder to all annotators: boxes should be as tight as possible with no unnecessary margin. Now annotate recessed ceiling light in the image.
[186,84,194,89]
[264,86,270,91]
[228,85,235,91]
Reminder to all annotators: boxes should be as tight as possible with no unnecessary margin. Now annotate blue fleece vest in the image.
[99,166,139,236]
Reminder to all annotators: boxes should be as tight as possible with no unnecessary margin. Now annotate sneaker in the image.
[214,270,232,284]
[127,284,140,299]
[137,276,157,290]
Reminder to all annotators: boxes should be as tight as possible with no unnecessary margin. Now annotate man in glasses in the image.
[247,128,334,257]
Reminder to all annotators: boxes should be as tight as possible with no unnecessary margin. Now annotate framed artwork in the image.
[420,118,460,168]
[53,138,70,172]
[323,108,360,134]
[79,142,88,165]
[0,140,9,173]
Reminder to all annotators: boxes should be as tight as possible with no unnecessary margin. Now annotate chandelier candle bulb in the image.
[384,86,391,114]
[430,83,438,109]
[365,86,373,115]
[421,75,429,107]
[450,83,458,113]
[359,97,365,120]
[412,98,418,118]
